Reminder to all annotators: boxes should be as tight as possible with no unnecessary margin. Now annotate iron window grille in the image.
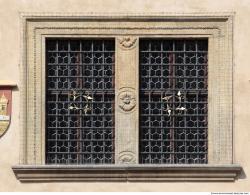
[46,39,115,164]
[139,39,208,164]
[46,39,208,165]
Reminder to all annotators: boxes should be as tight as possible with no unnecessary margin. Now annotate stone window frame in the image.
[12,12,242,182]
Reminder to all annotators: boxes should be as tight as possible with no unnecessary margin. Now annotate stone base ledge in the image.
[12,164,242,182]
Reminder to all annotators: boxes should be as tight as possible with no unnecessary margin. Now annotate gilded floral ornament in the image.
[118,37,137,49]
[162,91,186,116]
[68,90,93,114]
[118,91,136,112]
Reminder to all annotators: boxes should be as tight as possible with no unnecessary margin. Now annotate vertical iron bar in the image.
[55,40,59,163]
[171,41,175,163]
[90,40,94,164]
[184,40,187,164]
[160,41,163,163]
[148,41,152,163]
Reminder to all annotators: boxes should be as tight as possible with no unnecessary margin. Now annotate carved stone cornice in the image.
[20,12,234,20]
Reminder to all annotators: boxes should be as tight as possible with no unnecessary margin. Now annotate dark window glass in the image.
[139,39,208,164]
[46,39,115,164]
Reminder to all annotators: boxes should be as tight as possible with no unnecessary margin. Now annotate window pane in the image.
[46,39,115,164]
[139,39,208,164]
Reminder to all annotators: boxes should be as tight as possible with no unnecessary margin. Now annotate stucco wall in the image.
[0,0,249,191]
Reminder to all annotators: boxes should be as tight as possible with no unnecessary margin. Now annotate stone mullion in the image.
[115,36,139,164]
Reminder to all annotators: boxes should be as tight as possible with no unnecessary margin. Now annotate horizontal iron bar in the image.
[47,63,114,66]
[47,114,114,116]
[140,76,207,78]
[140,152,207,154]
[46,152,114,154]
[140,101,207,104]
[47,139,114,142]
[140,63,207,66]
[48,76,114,78]
[140,139,207,141]
[140,126,207,129]
[140,50,207,53]
[47,89,114,92]
[47,127,115,129]
[47,50,115,53]
[140,114,207,116]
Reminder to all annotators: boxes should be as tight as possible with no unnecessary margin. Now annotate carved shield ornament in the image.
[0,90,12,137]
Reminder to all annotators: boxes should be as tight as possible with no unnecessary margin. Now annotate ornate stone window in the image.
[12,13,242,181]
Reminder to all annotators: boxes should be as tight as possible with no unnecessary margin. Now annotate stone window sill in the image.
[12,164,242,182]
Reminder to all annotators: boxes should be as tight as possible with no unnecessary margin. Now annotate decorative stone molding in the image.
[118,90,136,112]
[12,164,242,182]
[118,151,136,164]
[118,37,137,49]
[18,12,238,176]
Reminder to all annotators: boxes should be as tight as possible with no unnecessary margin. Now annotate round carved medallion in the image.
[118,90,136,112]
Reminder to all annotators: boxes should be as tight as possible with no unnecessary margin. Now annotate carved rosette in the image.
[118,37,137,49]
[118,90,136,112]
[118,151,136,164]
